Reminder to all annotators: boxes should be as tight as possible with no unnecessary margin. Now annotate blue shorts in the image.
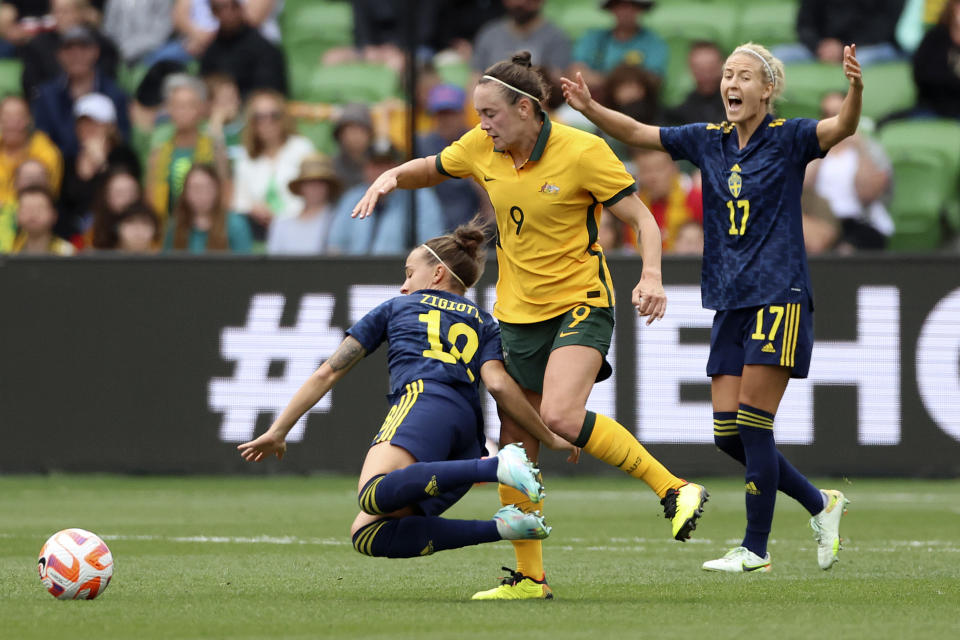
[370,379,486,516]
[707,301,813,379]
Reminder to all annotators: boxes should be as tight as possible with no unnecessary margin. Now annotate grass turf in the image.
[1,474,958,639]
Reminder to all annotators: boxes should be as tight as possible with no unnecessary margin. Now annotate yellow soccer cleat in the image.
[661,482,709,541]
[471,567,554,600]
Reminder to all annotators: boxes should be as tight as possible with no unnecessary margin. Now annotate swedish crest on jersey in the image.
[728,164,742,198]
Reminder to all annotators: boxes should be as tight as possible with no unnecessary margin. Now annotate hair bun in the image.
[511,51,533,68]
[452,225,485,259]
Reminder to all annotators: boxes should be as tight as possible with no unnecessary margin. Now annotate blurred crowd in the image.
[0,0,958,258]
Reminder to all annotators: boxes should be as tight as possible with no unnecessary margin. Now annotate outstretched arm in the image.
[352,155,447,219]
[817,44,863,151]
[237,336,367,461]
[480,360,580,462]
[608,194,667,324]
[560,72,665,150]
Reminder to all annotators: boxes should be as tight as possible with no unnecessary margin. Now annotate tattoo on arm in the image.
[327,336,366,372]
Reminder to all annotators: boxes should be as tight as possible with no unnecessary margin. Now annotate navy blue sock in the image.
[738,404,778,558]
[352,517,501,558]
[715,411,822,515]
[359,458,499,515]
[713,411,745,464]
[776,455,824,516]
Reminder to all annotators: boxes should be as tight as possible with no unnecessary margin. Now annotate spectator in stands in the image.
[204,73,244,163]
[30,23,130,158]
[0,95,62,205]
[631,147,702,251]
[199,0,287,98]
[806,90,894,249]
[0,157,50,251]
[266,153,341,255]
[327,142,443,255]
[472,0,572,80]
[115,201,161,253]
[231,89,314,236]
[801,189,841,255]
[430,0,505,63]
[58,92,140,240]
[12,184,74,254]
[173,0,282,58]
[912,0,960,119]
[146,73,227,223]
[600,63,662,158]
[571,0,667,93]
[671,219,704,256]
[774,0,906,65]
[20,0,119,99]
[129,58,186,135]
[165,163,251,252]
[323,0,441,72]
[332,102,374,191]
[102,0,182,68]
[597,208,635,254]
[417,83,491,232]
[88,165,142,249]
[665,41,727,126]
[0,0,52,56]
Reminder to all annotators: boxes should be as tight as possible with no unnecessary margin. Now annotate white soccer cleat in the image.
[702,546,772,573]
[493,505,551,540]
[496,443,543,503]
[810,489,850,570]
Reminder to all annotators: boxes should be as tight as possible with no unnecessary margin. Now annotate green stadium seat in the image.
[435,58,472,89]
[293,62,400,104]
[661,37,695,107]
[861,63,915,122]
[296,118,337,156]
[0,58,23,96]
[552,4,614,41]
[879,119,960,235]
[282,0,352,47]
[736,1,798,48]
[885,151,948,250]
[117,63,150,97]
[776,62,848,119]
[646,3,740,53]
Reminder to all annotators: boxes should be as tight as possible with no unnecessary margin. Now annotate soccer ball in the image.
[38,528,113,600]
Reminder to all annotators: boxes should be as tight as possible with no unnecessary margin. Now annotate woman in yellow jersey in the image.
[353,51,709,600]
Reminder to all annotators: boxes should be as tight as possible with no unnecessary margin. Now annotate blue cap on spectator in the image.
[427,84,466,114]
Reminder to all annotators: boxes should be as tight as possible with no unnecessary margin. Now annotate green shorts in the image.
[499,304,615,394]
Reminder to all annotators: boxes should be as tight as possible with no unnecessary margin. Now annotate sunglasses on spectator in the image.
[252,111,283,122]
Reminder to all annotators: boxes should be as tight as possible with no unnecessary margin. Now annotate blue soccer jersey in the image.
[660,115,826,310]
[346,289,503,399]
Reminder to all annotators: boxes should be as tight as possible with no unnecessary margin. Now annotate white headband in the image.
[482,75,541,104]
[421,244,469,289]
[732,48,776,86]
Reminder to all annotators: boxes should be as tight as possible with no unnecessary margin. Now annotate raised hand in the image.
[843,44,862,90]
[559,72,593,112]
[351,170,398,219]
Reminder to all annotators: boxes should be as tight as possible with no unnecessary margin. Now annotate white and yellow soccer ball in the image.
[38,528,113,600]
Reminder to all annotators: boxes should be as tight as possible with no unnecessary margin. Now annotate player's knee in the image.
[357,474,387,515]
[351,520,386,557]
[538,404,580,440]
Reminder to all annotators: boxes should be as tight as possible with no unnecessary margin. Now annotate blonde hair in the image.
[728,42,785,114]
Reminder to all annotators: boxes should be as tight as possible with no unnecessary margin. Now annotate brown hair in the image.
[241,89,295,159]
[938,0,960,26]
[480,51,550,115]
[421,215,490,292]
[117,201,161,242]
[17,184,56,209]
[170,164,229,251]
[90,167,144,249]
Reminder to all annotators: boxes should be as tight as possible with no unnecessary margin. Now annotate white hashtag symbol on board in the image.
[210,293,344,443]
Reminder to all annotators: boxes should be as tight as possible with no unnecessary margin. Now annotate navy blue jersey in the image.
[660,115,826,310]
[346,289,503,398]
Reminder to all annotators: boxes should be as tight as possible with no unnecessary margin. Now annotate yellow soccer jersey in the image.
[436,114,637,323]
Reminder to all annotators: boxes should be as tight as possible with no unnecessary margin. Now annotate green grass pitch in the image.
[2,474,958,639]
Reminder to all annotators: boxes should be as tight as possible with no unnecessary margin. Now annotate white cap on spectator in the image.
[74,93,117,124]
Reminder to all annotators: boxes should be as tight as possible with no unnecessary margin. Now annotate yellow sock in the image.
[577,412,682,498]
[498,483,544,580]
